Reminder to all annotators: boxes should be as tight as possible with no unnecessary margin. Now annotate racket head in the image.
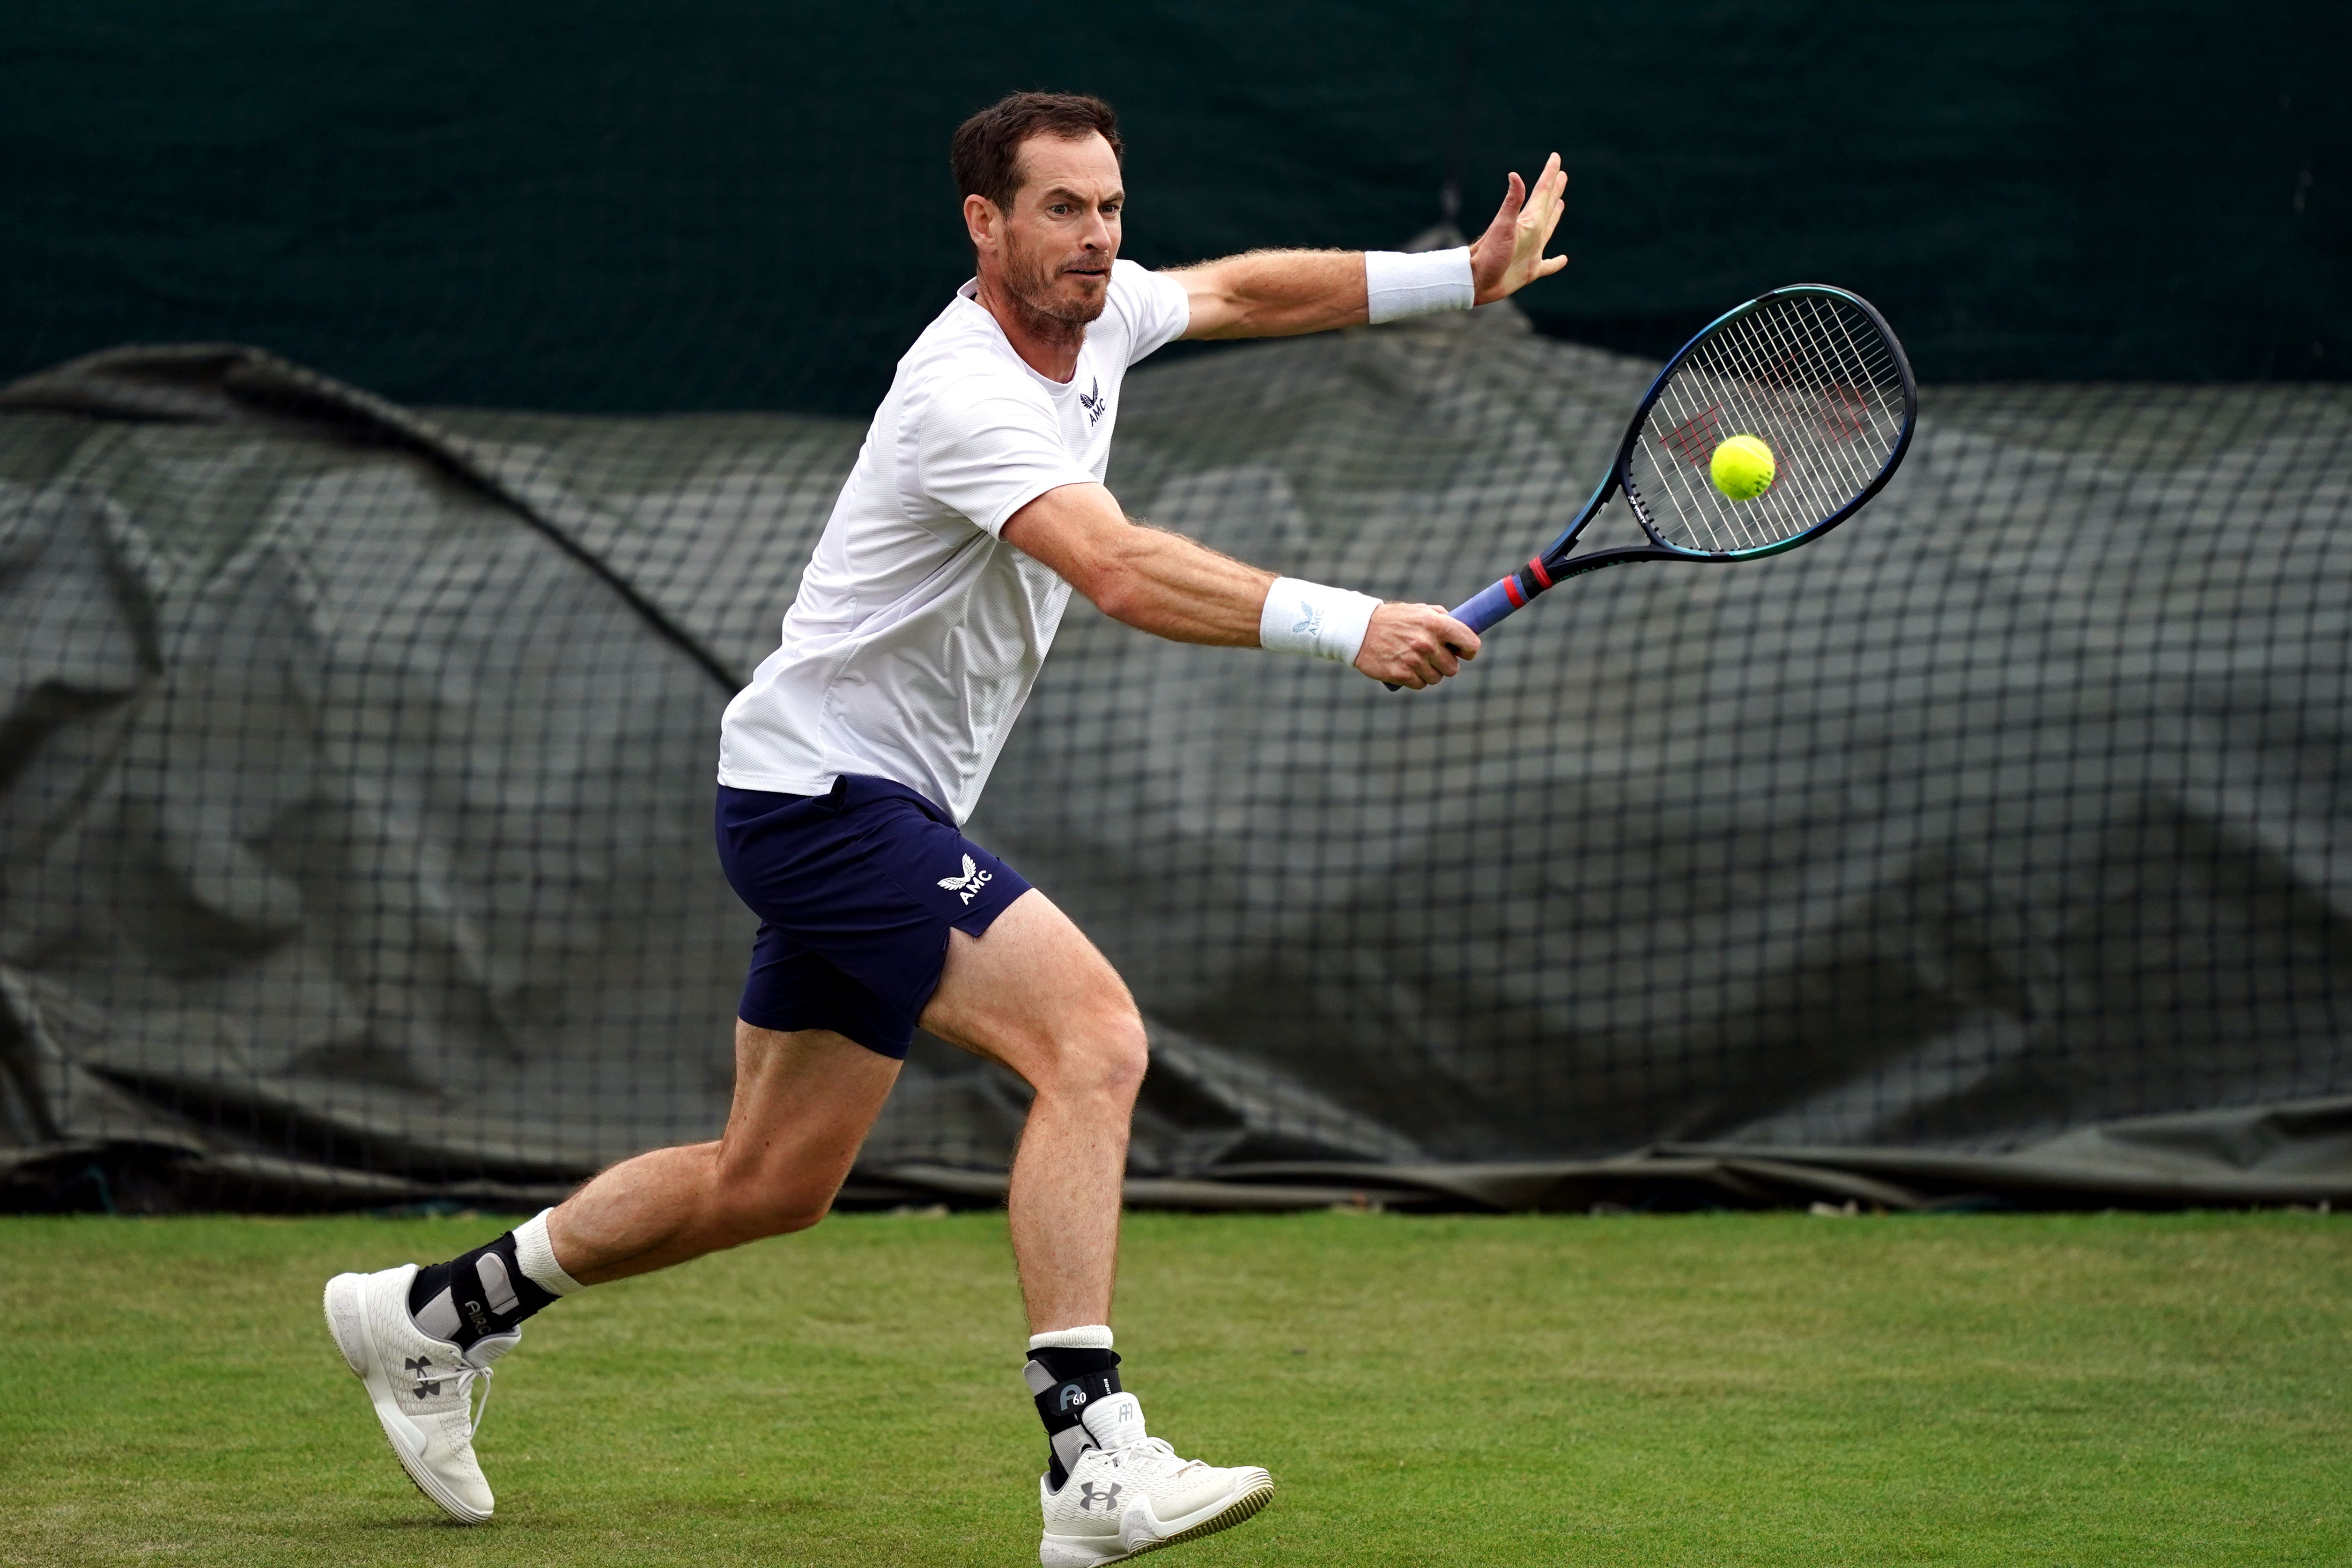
[1610,285,1917,561]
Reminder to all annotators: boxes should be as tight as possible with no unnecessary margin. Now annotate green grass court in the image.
[6,1209,2347,1566]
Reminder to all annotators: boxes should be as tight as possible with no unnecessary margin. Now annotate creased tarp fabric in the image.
[2,311,2349,1209]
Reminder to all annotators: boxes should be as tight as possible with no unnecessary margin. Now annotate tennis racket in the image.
[1395,283,1916,687]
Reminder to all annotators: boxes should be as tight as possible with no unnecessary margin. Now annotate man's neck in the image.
[974,275,1087,384]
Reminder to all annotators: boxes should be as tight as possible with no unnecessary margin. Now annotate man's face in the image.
[970,132,1123,326]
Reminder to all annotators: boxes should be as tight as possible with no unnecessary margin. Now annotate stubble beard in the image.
[1008,245,1110,331]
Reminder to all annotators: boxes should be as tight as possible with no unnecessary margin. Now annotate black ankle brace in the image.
[407,1230,557,1350]
[1024,1347,1122,1489]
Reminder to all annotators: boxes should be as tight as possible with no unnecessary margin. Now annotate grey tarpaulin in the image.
[4,304,2350,1212]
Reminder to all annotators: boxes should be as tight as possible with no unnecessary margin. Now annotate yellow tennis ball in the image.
[1711,433,1776,501]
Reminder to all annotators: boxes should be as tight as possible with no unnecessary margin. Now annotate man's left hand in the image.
[1470,152,1569,306]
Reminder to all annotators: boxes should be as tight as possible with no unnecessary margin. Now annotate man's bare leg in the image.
[918,888,1147,1331]
[324,1019,900,1525]
[921,888,1272,1553]
[547,1021,901,1283]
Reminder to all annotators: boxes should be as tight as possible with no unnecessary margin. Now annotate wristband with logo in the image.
[1259,577,1381,665]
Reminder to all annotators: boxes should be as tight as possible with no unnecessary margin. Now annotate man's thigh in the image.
[918,889,1139,1084]
[716,1021,902,1190]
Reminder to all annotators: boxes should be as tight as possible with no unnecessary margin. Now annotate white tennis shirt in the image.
[717,259,1193,823]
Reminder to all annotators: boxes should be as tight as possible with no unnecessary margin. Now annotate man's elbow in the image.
[1087,563,1146,627]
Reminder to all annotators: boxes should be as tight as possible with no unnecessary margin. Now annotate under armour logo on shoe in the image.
[1293,605,1322,638]
[1058,1383,1089,1412]
[1079,377,1106,426]
[405,1356,442,1397]
[937,854,994,906]
[1077,1480,1123,1512]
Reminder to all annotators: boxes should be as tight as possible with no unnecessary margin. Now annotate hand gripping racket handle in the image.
[1382,572,1538,689]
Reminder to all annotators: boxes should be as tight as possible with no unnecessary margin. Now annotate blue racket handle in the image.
[1449,577,1526,635]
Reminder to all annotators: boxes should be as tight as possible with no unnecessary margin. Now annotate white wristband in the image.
[1364,245,1475,324]
[1260,577,1381,665]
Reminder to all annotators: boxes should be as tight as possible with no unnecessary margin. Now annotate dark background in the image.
[5,1,2346,416]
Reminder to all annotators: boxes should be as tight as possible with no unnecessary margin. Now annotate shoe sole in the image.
[322,1273,492,1525]
[1043,1474,1274,1566]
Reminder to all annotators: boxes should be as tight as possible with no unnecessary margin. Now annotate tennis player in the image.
[326,90,1566,1565]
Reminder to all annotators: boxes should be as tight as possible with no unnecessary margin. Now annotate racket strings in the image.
[1655,298,1901,548]
[1700,309,1881,541]
[1628,294,1907,554]
[1680,299,1900,544]
[1702,294,1900,540]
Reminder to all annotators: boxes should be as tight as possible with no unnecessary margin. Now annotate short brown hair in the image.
[951,92,1123,214]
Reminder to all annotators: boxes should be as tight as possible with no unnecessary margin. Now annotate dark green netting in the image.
[5,310,2349,1210]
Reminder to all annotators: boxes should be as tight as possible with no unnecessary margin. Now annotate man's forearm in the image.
[1172,155,1564,345]
[1174,250,1368,341]
[1069,517,1272,645]
[1001,482,1471,688]
[1002,483,1268,643]
[1006,484,1380,652]
[1176,245,1480,342]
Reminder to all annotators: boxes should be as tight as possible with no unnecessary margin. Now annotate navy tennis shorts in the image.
[714,775,1033,1059]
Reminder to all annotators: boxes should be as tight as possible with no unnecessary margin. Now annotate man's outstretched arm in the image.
[1174,152,1570,341]
[1001,482,1476,690]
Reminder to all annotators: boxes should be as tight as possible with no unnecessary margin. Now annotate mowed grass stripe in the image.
[2,1210,2346,1566]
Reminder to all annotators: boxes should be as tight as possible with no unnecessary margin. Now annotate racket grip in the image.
[1449,577,1525,635]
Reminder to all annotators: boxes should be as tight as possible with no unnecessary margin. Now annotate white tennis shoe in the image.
[1037,1392,1273,1567]
[323,1263,516,1524]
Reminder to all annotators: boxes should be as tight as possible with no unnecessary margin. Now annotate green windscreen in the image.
[2,1,2343,417]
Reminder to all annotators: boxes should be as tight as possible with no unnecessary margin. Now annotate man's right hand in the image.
[1356,603,1479,690]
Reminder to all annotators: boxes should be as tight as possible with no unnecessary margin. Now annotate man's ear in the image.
[964,193,999,254]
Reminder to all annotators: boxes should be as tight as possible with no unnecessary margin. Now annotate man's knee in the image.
[1040,1004,1148,1103]
[711,1176,838,1244]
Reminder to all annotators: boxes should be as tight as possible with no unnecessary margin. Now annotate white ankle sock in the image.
[1028,1324,1113,1352]
[512,1208,585,1296]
